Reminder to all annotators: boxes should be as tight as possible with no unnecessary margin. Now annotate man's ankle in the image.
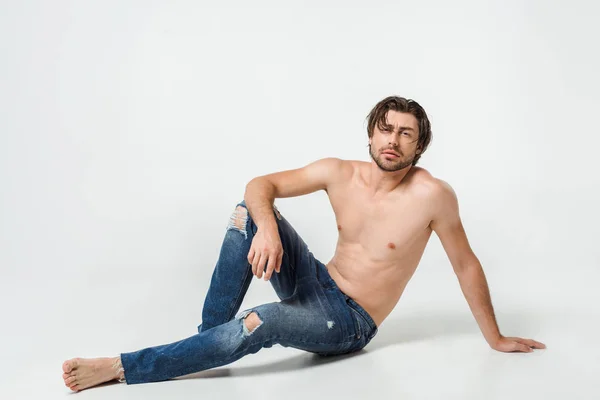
[111,356,125,382]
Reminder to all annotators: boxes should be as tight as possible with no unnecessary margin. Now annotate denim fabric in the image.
[120,200,378,385]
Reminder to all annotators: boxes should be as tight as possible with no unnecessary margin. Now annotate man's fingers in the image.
[249,246,284,279]
[251,251,262,278]
[256,253,267,279]
[514,342,533,353]
[250,251,257,276]
[532,340,546,349]
[514,337,546,349]
[247,248,255,266]
[264,255,277,281]
[523,339,546,349]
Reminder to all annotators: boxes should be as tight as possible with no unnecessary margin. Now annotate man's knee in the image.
[227,205,249,237]
[226,202,282,238]
[233,205,248,230]
[242,312,263,336]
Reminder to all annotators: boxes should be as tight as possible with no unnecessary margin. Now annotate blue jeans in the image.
[119,200,378,384]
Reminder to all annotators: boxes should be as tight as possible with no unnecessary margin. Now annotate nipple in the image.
[337,224,342,231]
[387,242,396,250]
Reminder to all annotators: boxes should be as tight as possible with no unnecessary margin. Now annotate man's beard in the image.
[369,145,415,172]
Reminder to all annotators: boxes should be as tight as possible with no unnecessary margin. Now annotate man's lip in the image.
[382,151,399,156]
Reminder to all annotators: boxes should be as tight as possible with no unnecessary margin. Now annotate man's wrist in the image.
[256,217,278,233]
[487,333,503,347]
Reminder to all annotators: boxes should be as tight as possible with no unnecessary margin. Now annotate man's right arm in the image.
[243,157,342,280]
[243,157,343,232]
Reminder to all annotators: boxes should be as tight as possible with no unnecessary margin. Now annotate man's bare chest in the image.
[326,186,433,256]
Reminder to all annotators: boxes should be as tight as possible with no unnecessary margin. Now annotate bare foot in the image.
[62,356,124,392]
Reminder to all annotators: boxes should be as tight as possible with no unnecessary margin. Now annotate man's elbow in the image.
[453,257,482,277]
[244,178,275,200]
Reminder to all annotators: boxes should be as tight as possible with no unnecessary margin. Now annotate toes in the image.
[69,384,79,392]
[65,379,76,389]
[65,376,77,385]
[62,358,79,373]
[62,372,76,380]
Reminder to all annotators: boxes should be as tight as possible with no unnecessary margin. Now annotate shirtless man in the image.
[62,96,545,392]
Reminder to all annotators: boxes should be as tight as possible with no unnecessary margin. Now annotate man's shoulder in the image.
[333,158,366,167]
[320,157,363,177]
[405,168,459,225]
[307,157,356,186]
[408,167,456,202]
[313,157,357,167]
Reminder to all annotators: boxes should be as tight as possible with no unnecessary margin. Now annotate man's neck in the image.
[366,162,413,198]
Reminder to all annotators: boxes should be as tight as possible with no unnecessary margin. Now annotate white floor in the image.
[2,265,598,400]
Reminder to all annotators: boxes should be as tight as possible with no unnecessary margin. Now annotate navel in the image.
[387,242,396,250]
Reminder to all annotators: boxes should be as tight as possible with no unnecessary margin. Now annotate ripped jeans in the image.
[119,200,378,385]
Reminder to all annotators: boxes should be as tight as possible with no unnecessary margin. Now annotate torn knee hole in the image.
[227,206,249,237]
[233,206,247,230]
[242,312,263,336]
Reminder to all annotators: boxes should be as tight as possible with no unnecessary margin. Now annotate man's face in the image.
[369,110,421,172]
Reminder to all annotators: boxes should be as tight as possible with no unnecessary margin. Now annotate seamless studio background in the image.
[1,1,599,399]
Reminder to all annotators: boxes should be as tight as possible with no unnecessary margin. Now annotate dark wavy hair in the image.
[366,96,433,166]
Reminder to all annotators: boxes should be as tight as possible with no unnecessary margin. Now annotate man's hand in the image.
[247,226,283,281]
[491,335,546,353]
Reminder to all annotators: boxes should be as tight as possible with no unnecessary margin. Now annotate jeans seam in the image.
[224,202,255,322]
[226,257,253,322]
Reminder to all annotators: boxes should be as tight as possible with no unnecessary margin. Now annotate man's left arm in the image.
[429,180,546,353]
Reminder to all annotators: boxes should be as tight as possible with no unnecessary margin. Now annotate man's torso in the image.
[324,160,441,326]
